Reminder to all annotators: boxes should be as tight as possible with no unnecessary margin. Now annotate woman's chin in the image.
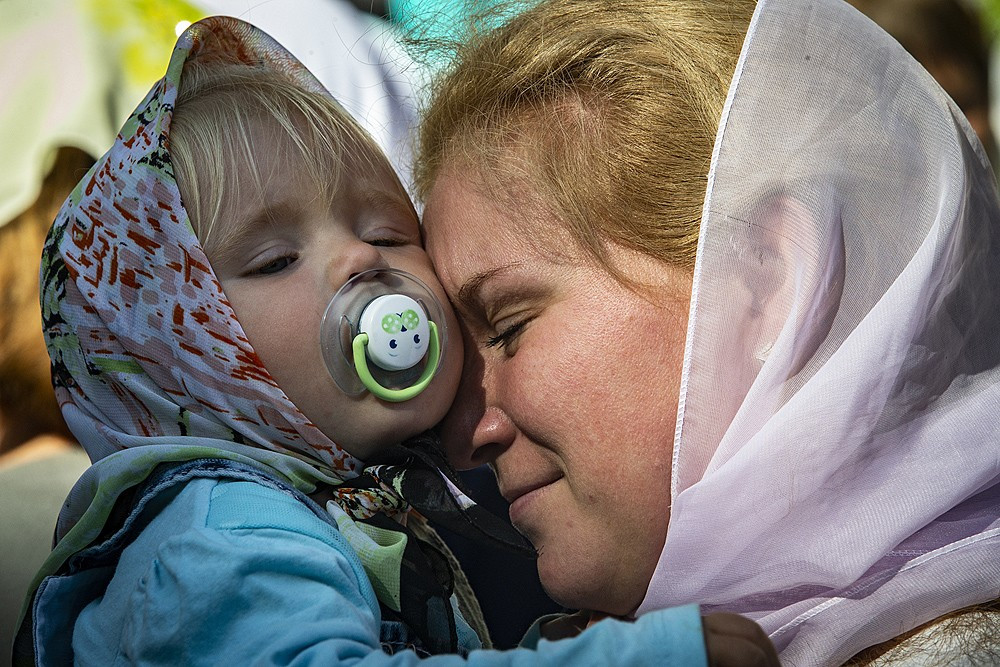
[536,551,639,617]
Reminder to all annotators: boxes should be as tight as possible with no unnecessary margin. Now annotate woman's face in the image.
[423,168,693,616]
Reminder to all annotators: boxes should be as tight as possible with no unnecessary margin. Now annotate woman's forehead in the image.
[426,180,616,318]
[424,170,559,260]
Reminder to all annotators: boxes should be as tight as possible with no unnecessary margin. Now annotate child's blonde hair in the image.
[415,0,756,274]
[170,59,387,250]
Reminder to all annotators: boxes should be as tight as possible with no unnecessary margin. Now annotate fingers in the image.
[703,612,781,667]
[539,610,591,640]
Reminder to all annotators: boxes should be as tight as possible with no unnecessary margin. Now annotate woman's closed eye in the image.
[486,318,531,353]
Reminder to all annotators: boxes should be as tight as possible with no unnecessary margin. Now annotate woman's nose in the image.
[468,406,516,467]
[441,400,516,470]
[438,323,515,469]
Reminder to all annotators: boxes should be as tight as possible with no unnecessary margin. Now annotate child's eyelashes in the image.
[249,254,298,276]
[362,225,421,248]
[360,217,422,249]
[367,237,410,248]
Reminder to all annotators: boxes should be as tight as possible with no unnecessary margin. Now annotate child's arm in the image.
[522,609,779,666]
[93,479,768,665]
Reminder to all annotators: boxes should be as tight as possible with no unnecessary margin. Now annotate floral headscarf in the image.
[33,16,527,654]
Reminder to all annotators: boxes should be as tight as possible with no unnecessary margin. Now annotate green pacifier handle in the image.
[352,321,441,402]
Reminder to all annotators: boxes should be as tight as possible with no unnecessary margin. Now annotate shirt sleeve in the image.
[116,479,707,666]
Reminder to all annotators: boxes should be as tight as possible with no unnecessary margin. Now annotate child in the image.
[14,16,775,666]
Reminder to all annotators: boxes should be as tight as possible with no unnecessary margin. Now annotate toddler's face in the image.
[203,122,462,461]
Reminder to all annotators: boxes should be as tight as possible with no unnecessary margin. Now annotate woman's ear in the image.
[690,190,846,477]
[740,192,845,379]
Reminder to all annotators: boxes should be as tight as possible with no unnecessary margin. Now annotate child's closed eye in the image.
[362,223,421,249]
[366,236,410,248]
[250,254,298,276]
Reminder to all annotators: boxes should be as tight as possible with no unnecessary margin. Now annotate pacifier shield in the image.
[320,269,450,399]
[360,294,431,371]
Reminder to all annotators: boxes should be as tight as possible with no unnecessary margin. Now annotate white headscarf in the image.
[638,0,1000,664]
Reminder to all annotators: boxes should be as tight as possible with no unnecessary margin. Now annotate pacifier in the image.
[320,269,448,403]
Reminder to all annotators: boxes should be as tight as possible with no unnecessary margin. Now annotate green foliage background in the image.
[983,0,1000,39]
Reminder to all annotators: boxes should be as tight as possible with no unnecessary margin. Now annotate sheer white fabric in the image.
[637,0,1000,664]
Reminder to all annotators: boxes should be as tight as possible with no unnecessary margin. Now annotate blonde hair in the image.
[169,59,386,250]
[415,0,756,273]
[846,599,1000,666]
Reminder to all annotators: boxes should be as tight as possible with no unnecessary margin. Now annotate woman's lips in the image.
[503,475,563,526]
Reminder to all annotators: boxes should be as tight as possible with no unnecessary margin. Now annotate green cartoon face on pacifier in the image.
[361,295,431,371]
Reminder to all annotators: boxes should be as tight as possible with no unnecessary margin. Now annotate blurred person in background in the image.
[0,0,161,655]
[0,147,93,667]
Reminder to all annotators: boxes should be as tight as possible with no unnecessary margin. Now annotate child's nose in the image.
[334,238,390,284]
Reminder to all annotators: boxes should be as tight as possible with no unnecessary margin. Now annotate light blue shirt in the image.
[43,473,707,665]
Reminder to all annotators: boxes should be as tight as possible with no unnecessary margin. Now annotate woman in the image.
[414,0,1000,664]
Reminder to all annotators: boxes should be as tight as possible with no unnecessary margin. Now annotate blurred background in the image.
[1,0,998,662]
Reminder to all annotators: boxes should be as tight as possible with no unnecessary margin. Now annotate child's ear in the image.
[741,192,846,379]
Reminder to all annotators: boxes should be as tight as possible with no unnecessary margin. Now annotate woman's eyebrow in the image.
[456,262,522,310]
